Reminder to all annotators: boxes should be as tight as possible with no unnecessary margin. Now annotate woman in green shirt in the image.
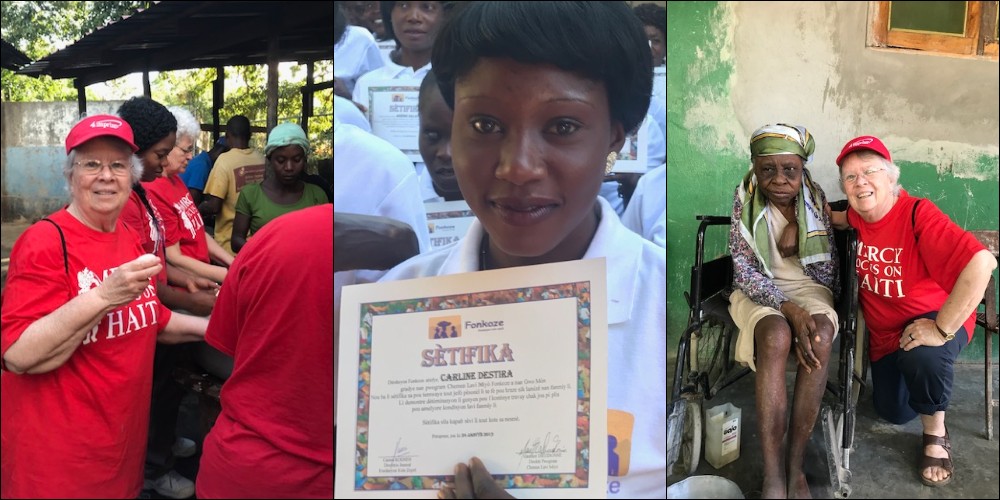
[231,123,328,252]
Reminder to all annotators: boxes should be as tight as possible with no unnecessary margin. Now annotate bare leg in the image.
[754,315,792,499]
[786,314,834,499]
[920,411,950,483]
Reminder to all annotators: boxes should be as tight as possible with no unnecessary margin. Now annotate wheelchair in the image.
[667,203,869,498]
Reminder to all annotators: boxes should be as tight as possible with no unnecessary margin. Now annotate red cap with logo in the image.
[836,135,891,167]
[65,114,139,154]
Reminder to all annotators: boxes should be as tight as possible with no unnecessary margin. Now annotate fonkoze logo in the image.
[429,315,462,339]
[849,137,873,148]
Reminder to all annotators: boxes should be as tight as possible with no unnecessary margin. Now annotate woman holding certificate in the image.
[377,2,666,498]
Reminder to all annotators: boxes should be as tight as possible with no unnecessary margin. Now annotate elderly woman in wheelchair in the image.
[829,135,998,488]
[728,124,839,499]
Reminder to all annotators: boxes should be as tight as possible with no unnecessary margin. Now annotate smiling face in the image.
[165,134,194,177]
[452,57,624,260]
[391,1,444,52]
[419,84,461,201]
[69,136,134,222]
[138,132,176,182]
[840,152,895,222]
[752,154,804,209]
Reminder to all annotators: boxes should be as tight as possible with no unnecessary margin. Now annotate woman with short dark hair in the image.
[377,2,665,498]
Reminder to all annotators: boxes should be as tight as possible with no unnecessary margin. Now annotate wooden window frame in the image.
[870,1,999,58]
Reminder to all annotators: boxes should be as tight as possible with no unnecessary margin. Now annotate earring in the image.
[605,151,618,176]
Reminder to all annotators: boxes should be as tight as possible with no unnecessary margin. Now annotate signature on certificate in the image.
[516,432,567,458]
[380,436,416,460]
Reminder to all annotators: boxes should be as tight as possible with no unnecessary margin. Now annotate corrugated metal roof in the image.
[16,1,332,87]
[1,39,32,71]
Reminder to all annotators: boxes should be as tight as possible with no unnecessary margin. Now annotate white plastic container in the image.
[704,402,741,469]
[667,475,744,499]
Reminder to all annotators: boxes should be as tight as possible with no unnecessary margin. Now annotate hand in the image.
[184,275,219,294]
[781,301,821,372]
[97,254,162,307]
[900,318,947,351]
[186,289,218,317]
[777,220,798,258]
[438,457,514,499]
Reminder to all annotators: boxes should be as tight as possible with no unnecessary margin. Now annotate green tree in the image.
[1,1,149,101]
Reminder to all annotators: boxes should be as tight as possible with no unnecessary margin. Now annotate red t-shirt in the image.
[145,175,211,264]
[847,190,985,361]
[197,204,333,499]
[0,208,173,499]
[120,189,170,285]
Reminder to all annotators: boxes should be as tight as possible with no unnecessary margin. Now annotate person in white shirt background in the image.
[368,2,666,498]
[621,162,666,249]
[332,114,431,426]
[334,1,385,99]
[350,1,450,106]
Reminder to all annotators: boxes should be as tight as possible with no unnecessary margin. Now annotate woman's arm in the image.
[205,235,234,267]
[935,249,998,335]
[3,254,161,375]
[231,211,251,254]
[157,311,209,344]
[165,243,227,284]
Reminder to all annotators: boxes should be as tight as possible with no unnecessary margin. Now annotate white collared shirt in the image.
[351,59,432,105]
[335,25,385,96]
[621,163,666,248]
[377,196,667,498]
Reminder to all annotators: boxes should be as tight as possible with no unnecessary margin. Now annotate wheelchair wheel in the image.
[691,317,732,397]
[668,396,702,477]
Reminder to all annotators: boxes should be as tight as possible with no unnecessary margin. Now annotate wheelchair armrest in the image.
[696,215,732,225]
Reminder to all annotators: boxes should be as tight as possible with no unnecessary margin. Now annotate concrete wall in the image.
[667,2,999,360]
[1,101,125,222]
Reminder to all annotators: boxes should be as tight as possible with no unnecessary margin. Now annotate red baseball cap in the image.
[836,135,891,167]
[65,114,139,154]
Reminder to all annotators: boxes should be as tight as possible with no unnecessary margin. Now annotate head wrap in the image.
[264,123,310,157]
[750,124,815,162]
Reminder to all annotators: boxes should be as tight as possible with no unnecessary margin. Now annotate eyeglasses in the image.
[173,144,196,155]
[841,166,885,185]
[75,160,130,176]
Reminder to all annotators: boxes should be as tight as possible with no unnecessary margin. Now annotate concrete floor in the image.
[669,358,1000,499]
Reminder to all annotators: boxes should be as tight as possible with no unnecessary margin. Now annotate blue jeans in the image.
[869,311,968,424]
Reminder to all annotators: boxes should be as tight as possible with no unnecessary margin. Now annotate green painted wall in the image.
[666,2,999,363]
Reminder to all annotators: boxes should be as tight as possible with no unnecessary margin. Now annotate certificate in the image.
[358,79,422,161]
[424,200,476,250]
[336,259,609,498]
[611,117,649,174]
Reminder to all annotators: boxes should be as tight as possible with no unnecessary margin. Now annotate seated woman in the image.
[148,106,233,284]
[831,135,997,487]
[376,2,666,498]
[230,123,328,253]
[729,124,838,499]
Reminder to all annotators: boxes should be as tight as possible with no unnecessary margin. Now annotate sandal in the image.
[919,429,953,487]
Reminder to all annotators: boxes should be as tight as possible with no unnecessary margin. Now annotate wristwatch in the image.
[935,323,955,341]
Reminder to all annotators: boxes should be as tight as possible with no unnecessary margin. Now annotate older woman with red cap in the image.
[0,115,210,498]
[831,135,997,487]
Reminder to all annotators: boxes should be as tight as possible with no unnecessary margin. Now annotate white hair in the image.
[167,106,201,143]
[838,150,901,196]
